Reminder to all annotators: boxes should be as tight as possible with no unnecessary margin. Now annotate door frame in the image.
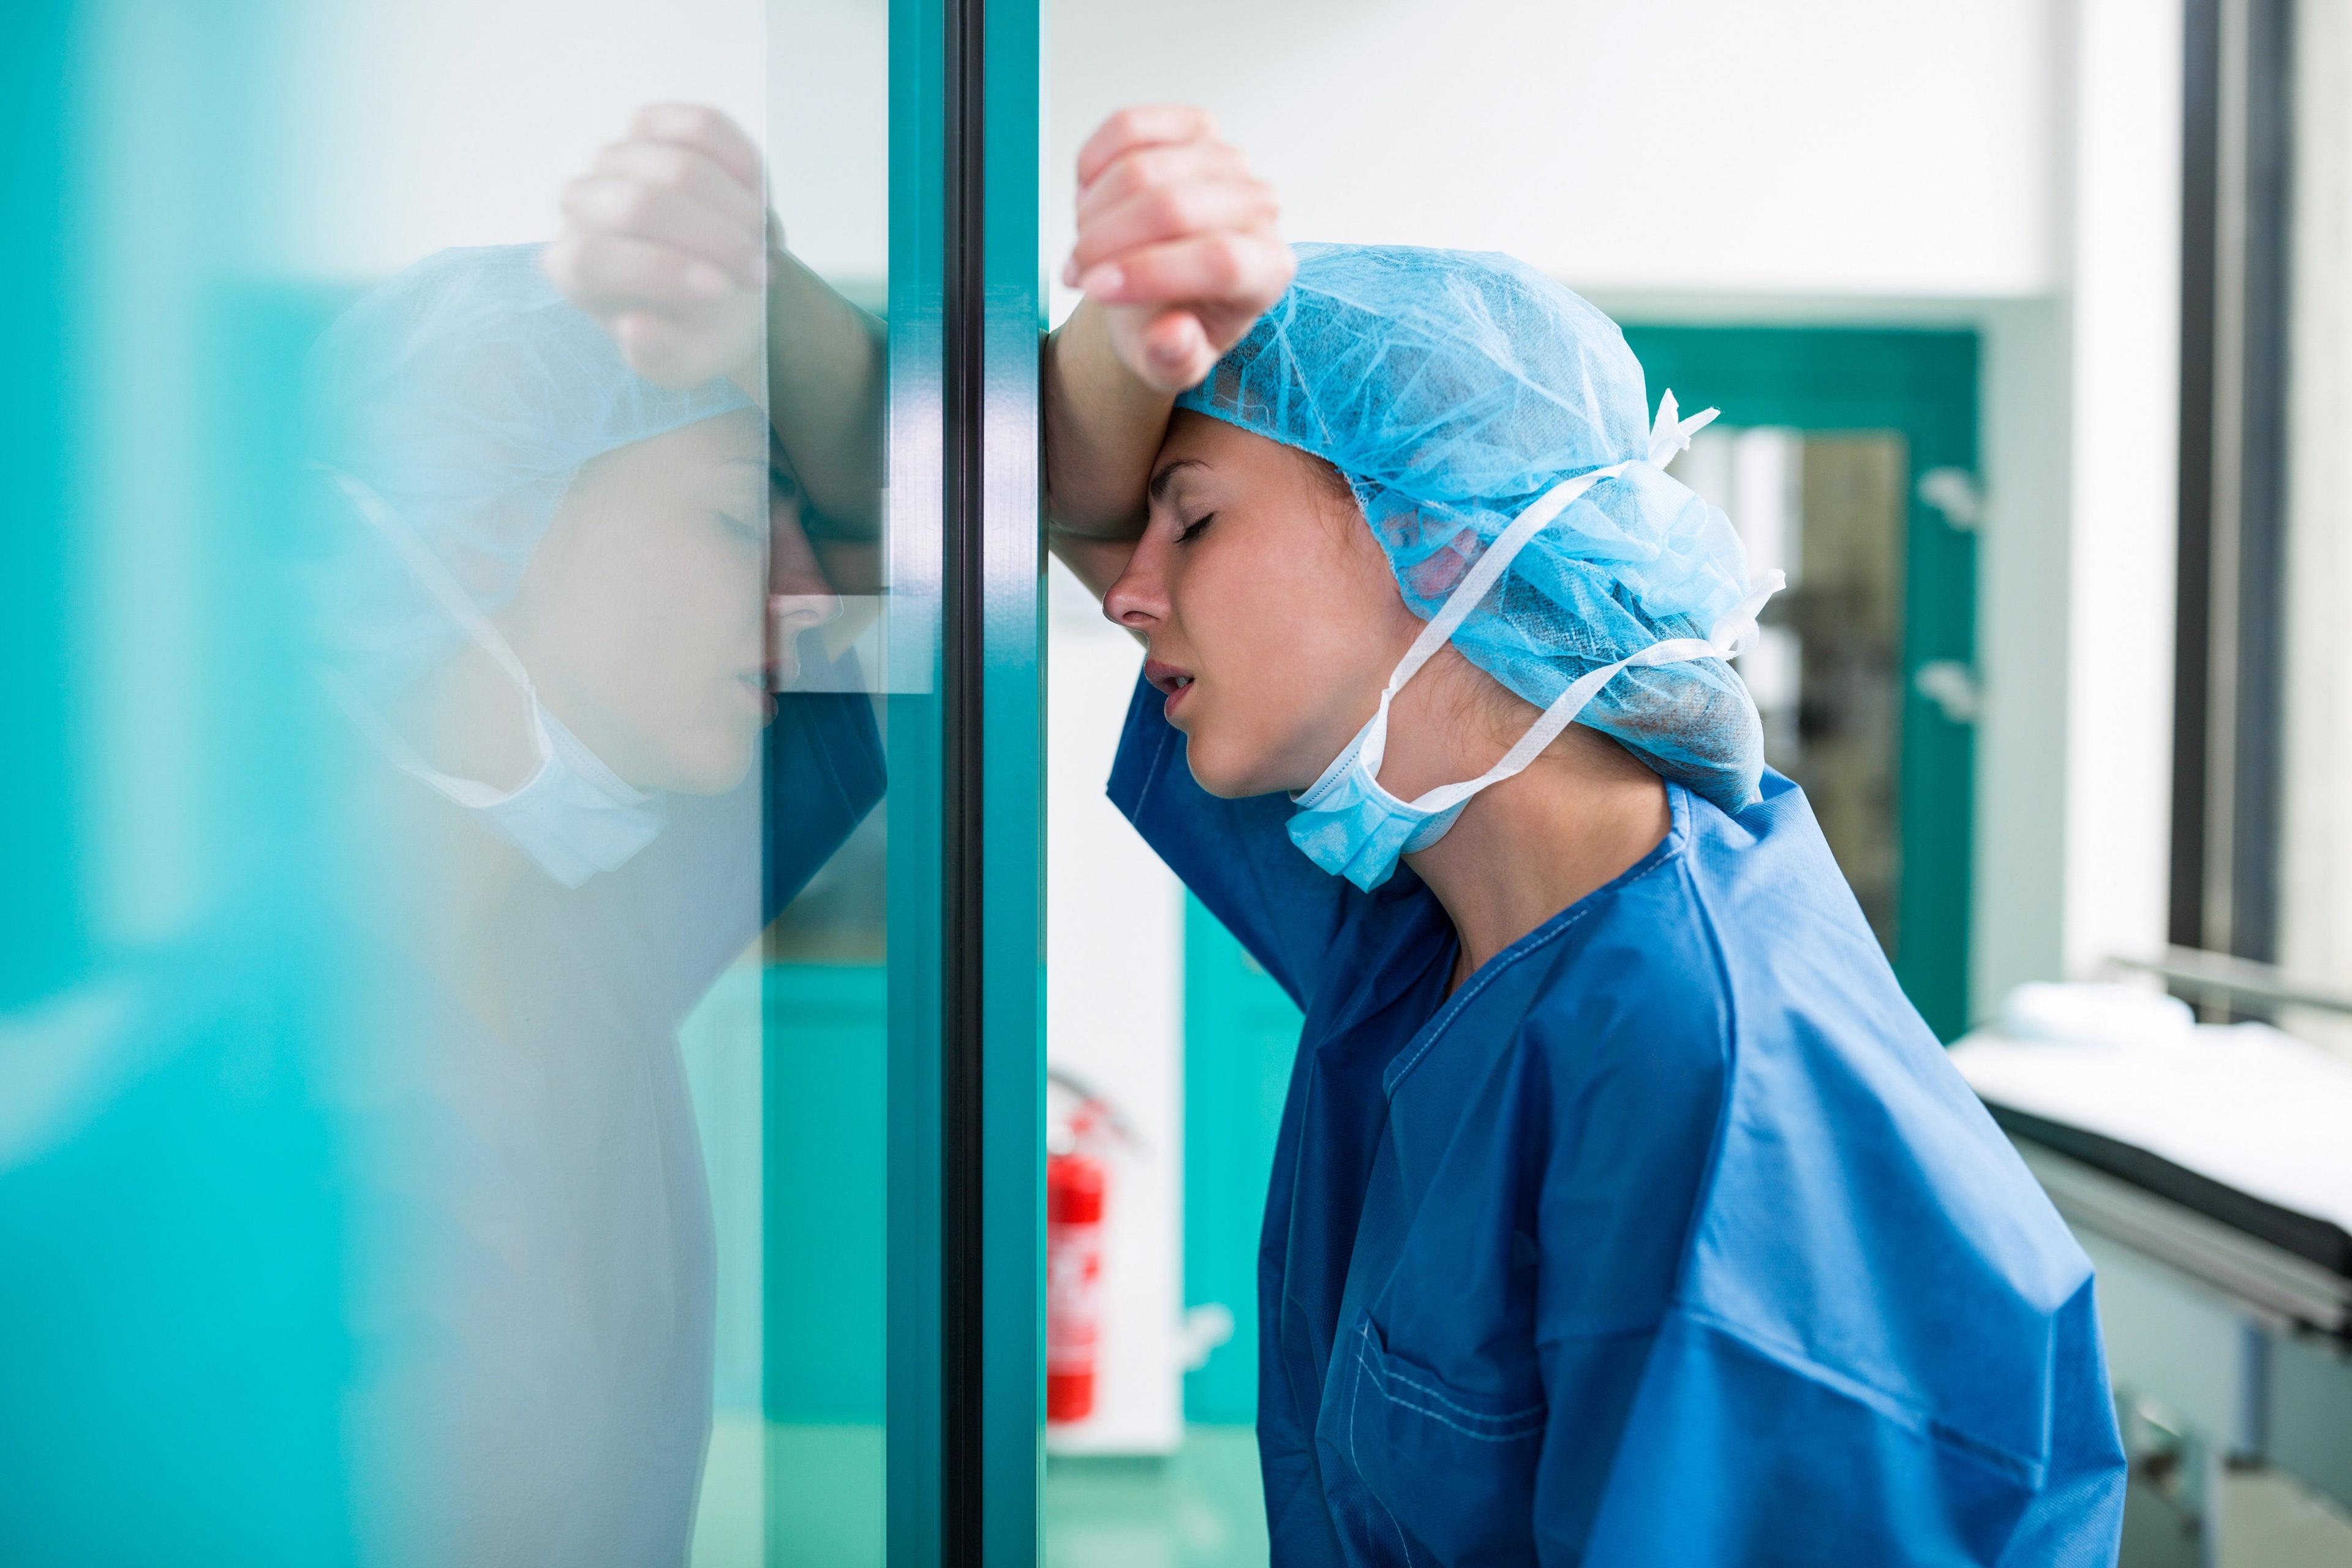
[1619,325,1981,1040]
[886,0,1043,1559]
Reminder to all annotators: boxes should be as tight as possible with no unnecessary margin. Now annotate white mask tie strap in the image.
[1402,568,1785,815]
[1382,390,1719,700]
[311,462,538,695]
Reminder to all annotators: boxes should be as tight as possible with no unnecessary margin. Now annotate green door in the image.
[1623,326,1981,1042]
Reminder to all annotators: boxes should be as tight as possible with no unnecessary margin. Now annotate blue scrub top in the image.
[1109,676,2127,1567]
[329,666,885,1566]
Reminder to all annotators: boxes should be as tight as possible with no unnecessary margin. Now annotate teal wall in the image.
[1180,897,1301,1425]
[764,962,890,1422]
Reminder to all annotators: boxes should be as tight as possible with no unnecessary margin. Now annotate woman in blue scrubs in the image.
[1043,108,2129,1566]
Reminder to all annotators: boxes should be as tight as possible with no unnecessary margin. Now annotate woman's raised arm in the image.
[1044,105,1293,600]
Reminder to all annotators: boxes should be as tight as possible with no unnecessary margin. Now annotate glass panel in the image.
[0,4,931,1564]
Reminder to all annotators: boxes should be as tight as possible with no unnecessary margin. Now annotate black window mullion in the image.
[939,0,988,1558]
[2171,0,2294,968]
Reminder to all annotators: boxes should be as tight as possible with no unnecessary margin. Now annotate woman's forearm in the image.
[1043,298,1175,545]
[762,244,888,538]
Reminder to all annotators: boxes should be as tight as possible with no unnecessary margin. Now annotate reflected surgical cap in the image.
[1174,243,1766,813]
[304,243,750,694]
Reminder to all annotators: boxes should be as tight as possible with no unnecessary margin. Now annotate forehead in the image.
[1154,408,1310,480]
[587,405,771,491]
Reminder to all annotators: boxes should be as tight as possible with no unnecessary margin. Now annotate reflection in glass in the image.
[2,7,903,1562]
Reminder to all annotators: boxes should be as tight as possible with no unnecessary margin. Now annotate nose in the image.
[1102,531,1171,633]
[771,592,842,635]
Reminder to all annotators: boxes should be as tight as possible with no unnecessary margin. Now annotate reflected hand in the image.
[542,104,772,392]
[1064,106,1292,394]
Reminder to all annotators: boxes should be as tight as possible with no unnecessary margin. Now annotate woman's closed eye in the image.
[714,505,767,544]
[1175,511,1216,545]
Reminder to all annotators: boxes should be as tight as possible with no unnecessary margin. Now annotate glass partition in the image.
[0,1,1042,1562]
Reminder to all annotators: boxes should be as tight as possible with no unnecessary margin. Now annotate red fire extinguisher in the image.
[1045,1068,1136,1425]
[1046,1140,1106,1423]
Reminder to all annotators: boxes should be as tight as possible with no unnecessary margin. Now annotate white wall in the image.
[2056,0,2182,982]
[266,0,888,284]
[1044,560,1189,1454]
[1046,0,2062,320]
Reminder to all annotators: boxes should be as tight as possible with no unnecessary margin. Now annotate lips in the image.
[1143,660,1194,695]
[1143,659,1196,717]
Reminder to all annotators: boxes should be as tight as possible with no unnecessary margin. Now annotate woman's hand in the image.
[1044,105,1289,571]
[1063,105,1294,394]
[541,104,773,394]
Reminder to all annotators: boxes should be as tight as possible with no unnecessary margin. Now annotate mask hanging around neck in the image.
[313,465,669,888]
[1286,396,1783,892]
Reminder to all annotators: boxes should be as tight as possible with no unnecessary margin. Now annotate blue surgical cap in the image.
[1175,243,1766,812]
[304,243,751,695]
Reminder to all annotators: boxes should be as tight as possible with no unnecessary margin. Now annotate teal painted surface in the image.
[0,6,355,1559]
[883,0,947,1563]
[979,0,1046,1553]
[0,0,80,1006]
[765,964,890,1422]
[1182,897,1303,1425]
[766,1423,889,1566]
[1621,326,1980,1039]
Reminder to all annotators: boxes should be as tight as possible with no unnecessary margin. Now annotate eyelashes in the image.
[1175,511,1216,545]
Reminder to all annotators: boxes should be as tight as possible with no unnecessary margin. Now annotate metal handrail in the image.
[2106,947,2352,1018]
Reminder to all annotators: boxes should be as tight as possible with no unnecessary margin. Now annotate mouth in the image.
[1143,659,1196,715]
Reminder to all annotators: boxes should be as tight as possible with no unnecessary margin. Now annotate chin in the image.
[1180,731,1278,801]
[657,726,760,797]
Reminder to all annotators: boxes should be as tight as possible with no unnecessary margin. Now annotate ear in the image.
[1401,529,1477,601]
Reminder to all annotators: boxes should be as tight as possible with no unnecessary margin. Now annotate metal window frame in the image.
[2171,0,2296,964]
[884,0,1041,1552]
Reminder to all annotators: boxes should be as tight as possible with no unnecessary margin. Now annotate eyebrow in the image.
[1148,457,1208,504]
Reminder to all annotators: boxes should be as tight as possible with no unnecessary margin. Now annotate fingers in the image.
[1074,138,1247,228]
[1067,175,1276,283]
[1074,231,1294,316]
[606,308,739,390]
[1132,309,1214,393]
[543,231,739,312]
[631,102,764,195]
[594,138,767,233]
[1074,104,1222,193]
[560,173,765,288]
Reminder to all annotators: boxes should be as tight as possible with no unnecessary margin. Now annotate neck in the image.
[1379,673,1671,991]
[350,651,546,995]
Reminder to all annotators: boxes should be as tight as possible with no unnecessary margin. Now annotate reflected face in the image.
[497,407,837,796]
[1101,411,1417,798]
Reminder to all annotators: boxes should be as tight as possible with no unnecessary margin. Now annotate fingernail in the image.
[1078,263,1122,298]
[685,263,729,296]
[1060,255,1079,287]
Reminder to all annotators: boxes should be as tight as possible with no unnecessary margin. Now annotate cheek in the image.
[1180,526,1409,770]
[574,524,761,658]
[513,514,764,755]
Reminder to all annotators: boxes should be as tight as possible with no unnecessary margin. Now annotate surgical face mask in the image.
[1287,396,1783,892]
[317,467,669,889]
